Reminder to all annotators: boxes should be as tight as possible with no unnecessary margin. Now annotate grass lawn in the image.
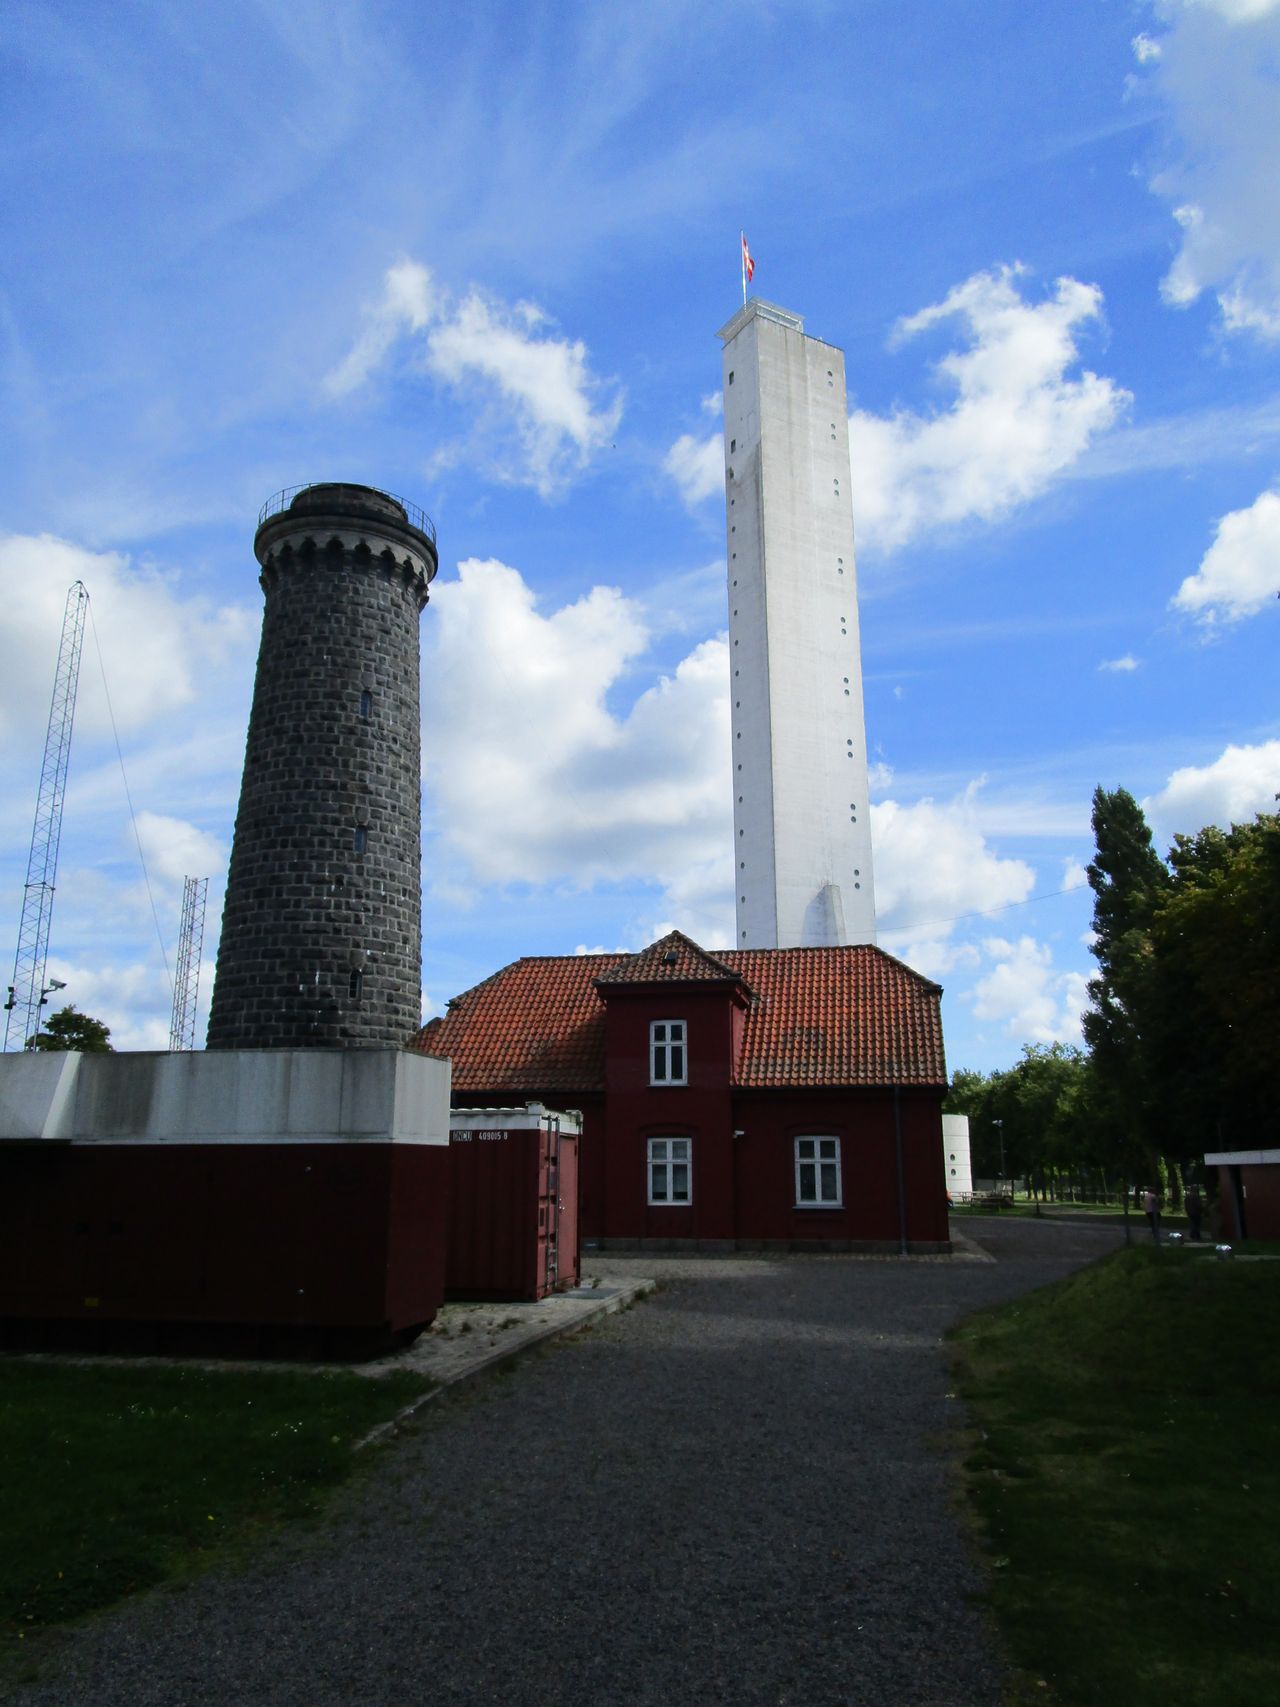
[949,1247,1280,1706]
[0,1359,431,1658]
[951,1200,1160,1221]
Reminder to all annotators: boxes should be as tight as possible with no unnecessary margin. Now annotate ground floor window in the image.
[648,1137,691,1205]
[795,1136,841,1207]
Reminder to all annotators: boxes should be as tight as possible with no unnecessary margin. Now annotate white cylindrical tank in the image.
[942,1113,973,1201]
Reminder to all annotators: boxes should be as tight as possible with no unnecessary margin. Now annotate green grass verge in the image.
[950,1201,1135,1219]
[949,1247,1280,1706]
[0,1360,431,1652]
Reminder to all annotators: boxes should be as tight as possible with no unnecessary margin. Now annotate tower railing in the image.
[257,484,436,545]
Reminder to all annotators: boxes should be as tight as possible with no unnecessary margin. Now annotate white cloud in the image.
[970,935,1088,1045]
[1062,859,1089,890]
[1144,738,1280,837]
[968,793,1091,839]
[1133,32,1164,62]
[322,258,438,396]
[637,851,736,951]
[422,557,732,927]
[1140,3,1280,338]
[0,534,254,748]
[427,293,622,497]
[133,812,226,889]
[848,266,1129,550]
[664,429,724,509]
[324,260,622,497]
[872,783,1036,973]
[1098,653,1141,671]
[1172,486,1280,622]
[1183,1,1280,25]
[41,953,208,1052]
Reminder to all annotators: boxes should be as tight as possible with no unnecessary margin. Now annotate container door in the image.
[538,1119,559,1299]
[557,1134,580,1289]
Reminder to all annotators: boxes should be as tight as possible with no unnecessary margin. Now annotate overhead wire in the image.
[891,880,1090,936]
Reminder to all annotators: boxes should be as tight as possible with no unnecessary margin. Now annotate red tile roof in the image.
[729,947,944,1087]
[415,937,946,1092]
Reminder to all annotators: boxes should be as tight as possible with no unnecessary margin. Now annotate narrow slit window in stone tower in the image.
[360,690,372,719]
[349,969,363,1000]
[353,825,367,855]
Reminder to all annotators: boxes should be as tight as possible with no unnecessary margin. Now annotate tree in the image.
[1081,787,1170,1179]
[945,1066,1005,1178]
[943,1069,987,1116]
[28,1005,113,1052]
[947,1048,1099,1192]
[1152,813,1280,1150]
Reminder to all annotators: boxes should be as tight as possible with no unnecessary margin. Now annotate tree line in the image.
[947,789,1279,1206]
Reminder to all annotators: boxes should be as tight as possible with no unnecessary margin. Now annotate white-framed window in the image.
[649,1019,687,1085]
[648,1137,692,1205]
[795,1136,842,1208]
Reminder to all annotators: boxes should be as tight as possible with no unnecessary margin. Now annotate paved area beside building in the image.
[351,1279,657,1443]
[6,1218,1126,1707]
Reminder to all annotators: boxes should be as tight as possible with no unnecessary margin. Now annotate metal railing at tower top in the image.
[257,484,436,546]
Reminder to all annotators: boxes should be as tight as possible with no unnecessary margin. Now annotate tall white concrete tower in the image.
[718,298,877,948]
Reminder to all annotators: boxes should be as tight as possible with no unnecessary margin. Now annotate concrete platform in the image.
[353,1277,656,1447]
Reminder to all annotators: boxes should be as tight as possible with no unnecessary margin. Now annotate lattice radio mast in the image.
[4,581,89,1051]
[169,876,208,1051]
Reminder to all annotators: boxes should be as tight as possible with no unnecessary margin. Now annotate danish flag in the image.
[741,233,755,284]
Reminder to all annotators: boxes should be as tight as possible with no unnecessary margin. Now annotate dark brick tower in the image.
[207,483,437,1050]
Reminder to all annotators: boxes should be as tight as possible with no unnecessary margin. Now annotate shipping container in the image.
[447,1105,581,1301]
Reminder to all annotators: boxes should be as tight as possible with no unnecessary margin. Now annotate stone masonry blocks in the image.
[206,486,437,1051]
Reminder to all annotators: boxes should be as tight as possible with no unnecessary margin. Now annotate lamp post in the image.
[35,979,67,1047]
[24,978,67,1049]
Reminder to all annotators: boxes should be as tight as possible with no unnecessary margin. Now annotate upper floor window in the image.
[650,1019,687,1085]
[795,1136,842,1207]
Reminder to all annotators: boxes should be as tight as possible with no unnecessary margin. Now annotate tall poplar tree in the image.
[1082,787,1170,1176]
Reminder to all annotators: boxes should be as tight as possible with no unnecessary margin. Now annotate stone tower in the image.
[718,298,877,948]
[206,482,437,1050]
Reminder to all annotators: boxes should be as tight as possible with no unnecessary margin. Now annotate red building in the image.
[415,931,950,1253]
[1205,1147,1280,1242]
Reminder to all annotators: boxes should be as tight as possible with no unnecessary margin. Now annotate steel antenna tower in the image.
[169,876,208,1051]
[4,581,90,1051]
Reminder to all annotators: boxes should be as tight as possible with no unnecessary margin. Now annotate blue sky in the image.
[1,0,1278,1069]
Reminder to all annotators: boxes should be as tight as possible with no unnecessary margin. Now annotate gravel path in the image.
[7,1217,1125,1707]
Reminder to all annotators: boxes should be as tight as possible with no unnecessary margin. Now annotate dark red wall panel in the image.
[0,1140,448,1355]
[1223,1163,1280,1241]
